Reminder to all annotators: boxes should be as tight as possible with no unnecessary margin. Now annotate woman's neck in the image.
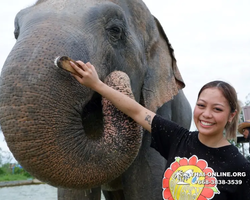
[198,133,230,148]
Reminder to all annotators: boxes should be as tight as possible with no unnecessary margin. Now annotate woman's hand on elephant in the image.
[70,61,103,90]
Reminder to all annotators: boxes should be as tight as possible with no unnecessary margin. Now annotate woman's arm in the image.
[70,61,155,132]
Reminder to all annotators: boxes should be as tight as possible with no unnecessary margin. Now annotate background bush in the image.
[0,163,33,181]
[0,167,5,175]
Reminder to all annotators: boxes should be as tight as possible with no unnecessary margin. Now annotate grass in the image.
[0,174,32,182]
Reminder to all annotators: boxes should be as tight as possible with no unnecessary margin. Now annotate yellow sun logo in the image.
[163,155,220,200]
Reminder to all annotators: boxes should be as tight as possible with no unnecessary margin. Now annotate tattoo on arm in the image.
[145,115,152,125]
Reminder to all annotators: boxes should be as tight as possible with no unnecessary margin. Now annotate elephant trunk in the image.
[0,51,142,188]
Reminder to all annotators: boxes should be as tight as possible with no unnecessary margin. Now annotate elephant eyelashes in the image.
[106,26,123,42]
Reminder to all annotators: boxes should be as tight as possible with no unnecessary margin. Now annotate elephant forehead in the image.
[35,0,78,11]
[44,0,67,11]
[32,0,151,29]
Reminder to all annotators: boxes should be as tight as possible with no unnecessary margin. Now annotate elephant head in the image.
[0,0,185,189]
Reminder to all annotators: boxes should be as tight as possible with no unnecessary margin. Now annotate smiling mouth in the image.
[200,121,214,126]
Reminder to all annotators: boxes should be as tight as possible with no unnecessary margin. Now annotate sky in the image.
[0,0,250,161]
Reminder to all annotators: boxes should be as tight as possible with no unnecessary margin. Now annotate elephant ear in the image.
[142,16,185,112]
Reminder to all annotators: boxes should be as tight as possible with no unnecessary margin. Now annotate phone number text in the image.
[197,179,242,185]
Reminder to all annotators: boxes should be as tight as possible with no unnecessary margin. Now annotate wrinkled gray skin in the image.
[0,0,192,199]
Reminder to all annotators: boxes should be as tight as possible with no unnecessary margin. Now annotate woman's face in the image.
[242,129,249,139]
[193,88,235,137]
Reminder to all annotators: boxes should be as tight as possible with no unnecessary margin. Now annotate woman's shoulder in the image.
[225,145,250,169]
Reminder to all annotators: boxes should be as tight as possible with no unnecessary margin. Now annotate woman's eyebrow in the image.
[198,99,225,107]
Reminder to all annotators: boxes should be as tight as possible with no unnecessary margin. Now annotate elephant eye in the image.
[106,26,123,42]
[14,16,20,39]
[14,28,20,40]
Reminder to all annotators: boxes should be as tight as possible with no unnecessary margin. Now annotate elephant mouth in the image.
[55,56,105,138]
[81,92,104,138]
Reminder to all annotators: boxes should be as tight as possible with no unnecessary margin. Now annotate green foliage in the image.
[0,163,11,174]
[0,162,33,182]
[0,167,5,175]
[23,170,33,178]
[0,147,33,181]
[13,166,32,178]
[13,166,23,174]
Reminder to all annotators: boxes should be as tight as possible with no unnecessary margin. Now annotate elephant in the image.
[0,0,192,199]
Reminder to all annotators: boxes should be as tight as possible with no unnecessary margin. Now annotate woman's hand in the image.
[70,61,103,90]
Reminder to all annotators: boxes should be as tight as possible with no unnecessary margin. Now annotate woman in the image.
[238,120,250,153]
[70,61,250,200]
[238,120,250,139]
